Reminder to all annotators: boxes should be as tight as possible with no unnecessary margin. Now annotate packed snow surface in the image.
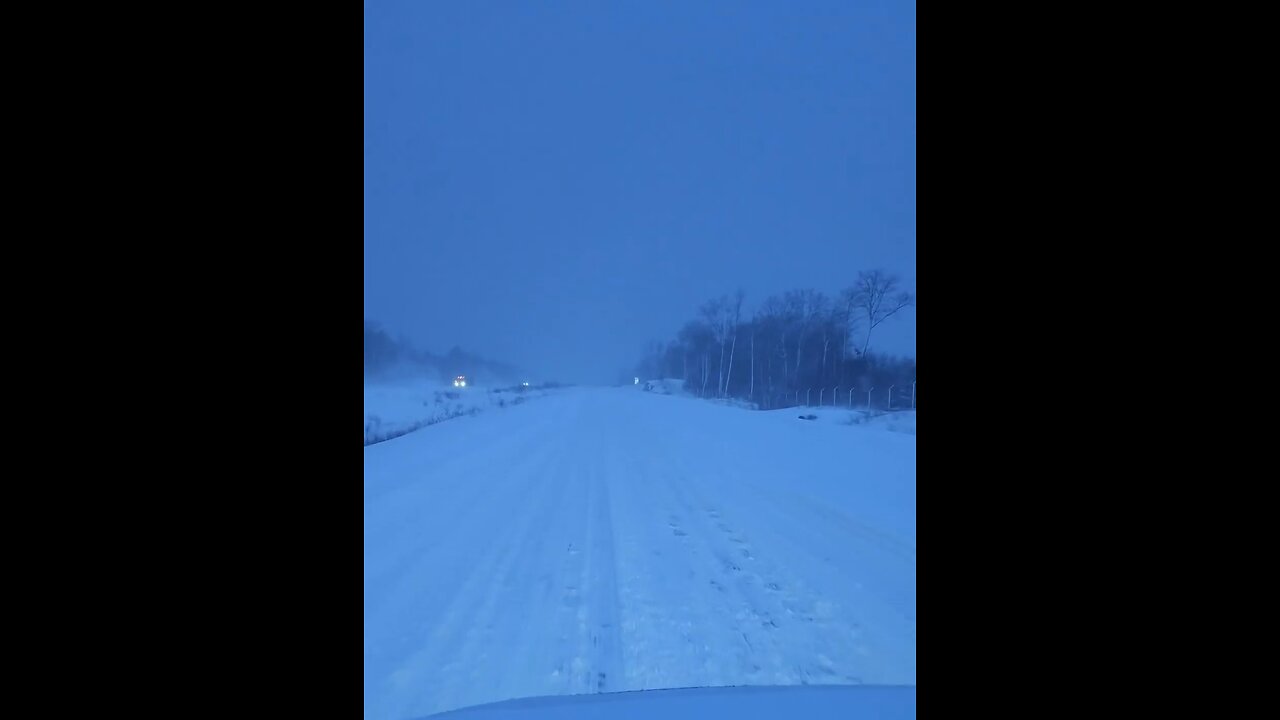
[365,386,915,719]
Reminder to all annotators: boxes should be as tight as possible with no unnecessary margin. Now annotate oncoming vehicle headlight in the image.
[460,381,466,387]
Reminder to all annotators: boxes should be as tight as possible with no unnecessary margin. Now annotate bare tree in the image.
[677,320,714,393]
[754,296,788,401]
[700,297,728,396]
[638,278,914,410]
[836,287,860,376]
[699,293,745,398]
[785,289,829,381]
[723,289,744,398]
[849,270,914,356]
[820,304,844,383]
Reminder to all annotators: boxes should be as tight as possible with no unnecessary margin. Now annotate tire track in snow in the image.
[439,447,577,712]
[364,402,564,593]
[664,465,872,686]
[365,387,916,719]
[368,413,575,719]
[419,394,629,713]
[603,437,751,690]
[656,462,803,684]
[577,446,625,694]
[364,415,560,645]
[638,450,777,687]
[682,462,916,684]
[630,422,909,687]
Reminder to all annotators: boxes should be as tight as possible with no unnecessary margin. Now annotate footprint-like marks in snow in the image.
[709,515,755,560]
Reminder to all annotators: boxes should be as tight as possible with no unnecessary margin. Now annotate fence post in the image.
[819,388,825,406]
[806,388,811,406]
[848,387,855,407]
[867,387,874,410]
[889,384,895,409]
[832,386,838,406]
[912,381,916,409]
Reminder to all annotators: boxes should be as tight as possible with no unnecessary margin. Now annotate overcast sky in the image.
[365,0,915,384]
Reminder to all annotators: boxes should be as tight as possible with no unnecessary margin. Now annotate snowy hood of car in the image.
[419,684,915,719]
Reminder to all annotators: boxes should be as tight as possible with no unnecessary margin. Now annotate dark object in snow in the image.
[798,414,818,420]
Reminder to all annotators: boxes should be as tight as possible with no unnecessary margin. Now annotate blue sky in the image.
[365,0,915,384]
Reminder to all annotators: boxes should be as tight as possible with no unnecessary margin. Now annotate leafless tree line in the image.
[637,270,914,409]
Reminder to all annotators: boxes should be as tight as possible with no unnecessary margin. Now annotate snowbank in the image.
[633,382,915,435]
[364,379,551,445]
[637,378,690,396]
[785,408,916,435]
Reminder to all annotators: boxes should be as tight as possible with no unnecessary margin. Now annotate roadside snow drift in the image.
[364,380,549,445]
[365,386,915,719]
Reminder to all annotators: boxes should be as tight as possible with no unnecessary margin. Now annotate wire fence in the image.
[693,381,915,412]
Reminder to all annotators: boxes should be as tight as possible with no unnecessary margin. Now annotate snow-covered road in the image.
[364,387,916,719]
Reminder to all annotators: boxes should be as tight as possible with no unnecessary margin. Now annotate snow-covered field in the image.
[364,385,915,719]
[364,380,551,445]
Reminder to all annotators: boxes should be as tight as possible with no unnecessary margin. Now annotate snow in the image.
[364,379,551,445]
[784,408,916,436]
[365,386,916,719]
[421,684,914,719]
[637,378,691,396]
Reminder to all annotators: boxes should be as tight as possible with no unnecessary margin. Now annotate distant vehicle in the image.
[453,375,467,388]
